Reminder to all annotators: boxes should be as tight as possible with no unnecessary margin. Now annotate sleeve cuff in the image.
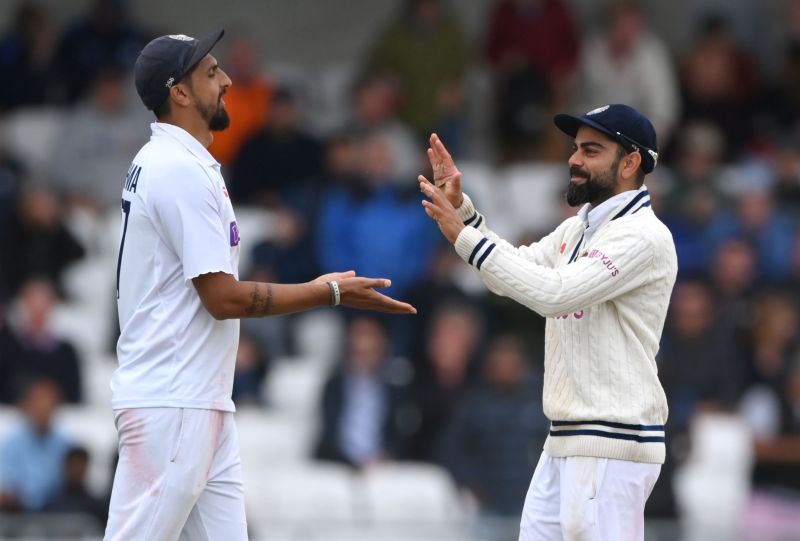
[455,226,497,271]
[456,193,477,223]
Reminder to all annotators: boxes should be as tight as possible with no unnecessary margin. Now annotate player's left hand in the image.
[419,175,464,245]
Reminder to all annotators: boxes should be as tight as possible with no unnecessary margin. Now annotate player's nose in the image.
[219,67,232,89]
[568,150,582,168]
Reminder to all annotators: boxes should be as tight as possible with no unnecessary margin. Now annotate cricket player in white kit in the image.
[106,30,415,541]
[418,104,677,541]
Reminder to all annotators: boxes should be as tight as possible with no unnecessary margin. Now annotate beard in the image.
[196,93,230,131]
[565,158,621,207]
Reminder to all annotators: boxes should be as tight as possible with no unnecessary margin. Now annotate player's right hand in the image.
[425,133,463,208]
[338,277,417,314]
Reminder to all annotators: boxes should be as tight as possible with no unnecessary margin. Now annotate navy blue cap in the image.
[554,104,659,174]
[134,29,224,111]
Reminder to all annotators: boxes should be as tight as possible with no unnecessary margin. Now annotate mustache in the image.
[569,165,589,180]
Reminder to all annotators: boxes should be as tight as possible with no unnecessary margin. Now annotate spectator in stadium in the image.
[678,13,758,160]
[50,0,148,103]
[317,130,440,355]
[705,187,795,284]
[0,278,82,404]
[661,121,728,277]
[485,0,580,161]
[658,280,744,435]
[317,130,439,302]
[407,301,483,461]
[208,32,274,166]
[363,0,469,153]
[314,316,411,468]
[0,145,26,303]
[438,335,547,521]
[0,378,72,511]
[0,187,84,299]
[0,1,55,110]
[231,331,269,407]
[739,294,800,493]
[45,445,108,526]
[241,133,360,359]
[50,65,150,211]
[572,0,678,143]
[348,72,421,182]
[230,86,324,207]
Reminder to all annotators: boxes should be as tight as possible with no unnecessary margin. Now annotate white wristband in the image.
[328,280,341,307]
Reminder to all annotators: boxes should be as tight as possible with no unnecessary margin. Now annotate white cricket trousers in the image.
[519,451,660,541]
[104,408,248,541]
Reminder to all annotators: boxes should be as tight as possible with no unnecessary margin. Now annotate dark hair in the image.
[153,98,170,120]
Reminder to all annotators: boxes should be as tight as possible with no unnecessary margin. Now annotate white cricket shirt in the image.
[113,122,240,412]
[455,186,677,463]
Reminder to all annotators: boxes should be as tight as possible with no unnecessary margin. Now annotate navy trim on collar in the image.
[611,190,649,221]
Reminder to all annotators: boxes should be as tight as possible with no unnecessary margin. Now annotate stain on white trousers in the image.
[105,408,247,541]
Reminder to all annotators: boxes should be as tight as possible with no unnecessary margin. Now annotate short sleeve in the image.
[150,162,233,283]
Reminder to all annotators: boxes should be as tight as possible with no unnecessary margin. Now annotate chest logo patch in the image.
[230,221,240,247]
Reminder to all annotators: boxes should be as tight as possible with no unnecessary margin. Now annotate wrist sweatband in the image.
[327,281,341,307]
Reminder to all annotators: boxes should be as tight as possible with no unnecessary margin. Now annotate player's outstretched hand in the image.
[312,270,356,284]
[338,277,417,314]
[422,133,463,208]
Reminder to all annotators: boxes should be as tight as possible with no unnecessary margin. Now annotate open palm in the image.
[426,133,463,208]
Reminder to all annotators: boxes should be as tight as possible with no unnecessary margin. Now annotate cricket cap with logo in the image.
[554,104,659,174]
[134,29,225,111]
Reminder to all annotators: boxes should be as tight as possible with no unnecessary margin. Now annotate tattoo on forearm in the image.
[245,283,275,316]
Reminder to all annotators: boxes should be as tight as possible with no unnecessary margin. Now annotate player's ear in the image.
[622,151,641,180]
[169,83,192,108]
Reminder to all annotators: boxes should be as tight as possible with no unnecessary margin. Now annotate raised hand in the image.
[422,133,463,208]
[338,277,417,314]
[418,175,464,245]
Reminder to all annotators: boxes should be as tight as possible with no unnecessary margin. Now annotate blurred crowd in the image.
[1,0,800,537]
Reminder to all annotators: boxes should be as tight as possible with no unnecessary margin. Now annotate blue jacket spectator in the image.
[317,131,440,300]
[0,379,72,511]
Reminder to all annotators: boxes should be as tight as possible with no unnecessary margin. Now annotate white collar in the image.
[150,122,219,168]
[578,188,643,231]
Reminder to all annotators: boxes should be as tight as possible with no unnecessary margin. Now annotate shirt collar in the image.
[150,122,220,168]
[578,185,648,230]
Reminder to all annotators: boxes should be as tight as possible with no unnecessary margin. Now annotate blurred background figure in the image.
[677,13,757,161]
[50,65,150,213]
[438,335,546,537]
[0,1,55,111]
[231,331,270,408]
[50,0,148,104]
[314,316,411,468]
[0,378,72,512]
[0,278,82,404]
[348,72,421,181]
[208,32,274,167]
[0,187,84,298]
[44,445,108,527]
[485,0,579,161]
[407,302,483,462]
[230,86,323,208]
[316,130,440,355]
[572,0,678,145]
[363,0,468,154]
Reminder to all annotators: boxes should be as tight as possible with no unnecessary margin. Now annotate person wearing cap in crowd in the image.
[418,104,677,540]
[106,30,416,540]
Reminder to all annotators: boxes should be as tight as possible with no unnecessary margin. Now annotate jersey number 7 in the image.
[116,199,132,299]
